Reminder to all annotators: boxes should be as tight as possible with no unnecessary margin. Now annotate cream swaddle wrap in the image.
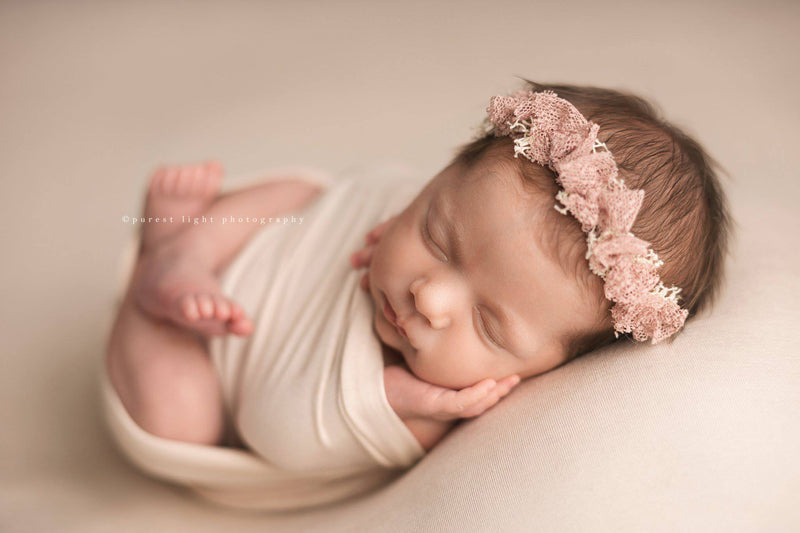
[209,169,427,472]
[99,166,427,511]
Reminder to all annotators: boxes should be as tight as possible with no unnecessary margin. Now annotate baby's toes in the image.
[230,301,252,321]
[228,318,253,337]
[178,294,201,322]
[212,295,231,322]
[174,294,229,335]
[188,165,208,196]
[160,166,179,195]
[148,166,168,194]
[204,159,223,176]
[175,165,200,196]
[195,293,216,319]
[225,302,252,336]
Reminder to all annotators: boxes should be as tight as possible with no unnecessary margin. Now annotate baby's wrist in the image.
[383,365,434,420]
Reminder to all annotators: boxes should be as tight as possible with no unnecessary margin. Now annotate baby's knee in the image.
[128,355,225,446]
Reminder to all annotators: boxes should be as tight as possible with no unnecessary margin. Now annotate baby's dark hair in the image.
[453,80,731,358]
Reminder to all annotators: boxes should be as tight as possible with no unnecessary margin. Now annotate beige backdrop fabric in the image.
[1,1,798,532]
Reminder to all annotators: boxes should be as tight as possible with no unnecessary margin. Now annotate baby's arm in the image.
[383,365,520,451]
[176,176,325,274]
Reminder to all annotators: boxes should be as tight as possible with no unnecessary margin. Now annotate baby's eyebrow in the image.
[434,197,466,268]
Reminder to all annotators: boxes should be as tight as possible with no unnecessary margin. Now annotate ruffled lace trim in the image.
[487,90,688,344]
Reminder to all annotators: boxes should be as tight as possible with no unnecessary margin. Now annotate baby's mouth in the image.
[397,323,408,338]
[382,295,408,339]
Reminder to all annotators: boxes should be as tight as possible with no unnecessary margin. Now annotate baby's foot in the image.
[133,241,253,337]
[140,161,223,251]
[174,291,254,337]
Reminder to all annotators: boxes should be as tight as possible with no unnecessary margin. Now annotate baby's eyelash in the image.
[475,306,502,349]
[422,212,448,262]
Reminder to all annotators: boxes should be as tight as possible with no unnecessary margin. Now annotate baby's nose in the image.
[409,278,451,330]
[427,315,451,329]
[409,278,426,295]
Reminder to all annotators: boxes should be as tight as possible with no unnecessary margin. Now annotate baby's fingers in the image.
[442,375,520,419]
[472,375,520,414]
[365,215,397,245]
[350,244,375,268]
[429,379,494,420]
[456,379,500,418]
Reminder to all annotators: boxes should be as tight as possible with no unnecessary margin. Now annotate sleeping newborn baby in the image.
[105,80,729,503]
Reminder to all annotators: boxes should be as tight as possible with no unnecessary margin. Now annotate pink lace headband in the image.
[486,89,688,344]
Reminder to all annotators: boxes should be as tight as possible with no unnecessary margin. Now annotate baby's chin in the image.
[376,315,406,352]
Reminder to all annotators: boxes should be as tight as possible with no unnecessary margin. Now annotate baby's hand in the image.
[383,365,521,422]
[350,215,397,291]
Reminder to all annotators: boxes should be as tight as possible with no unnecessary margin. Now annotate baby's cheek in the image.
[369,240,392,279]
[414,344,486,390]
[372,232,408,280]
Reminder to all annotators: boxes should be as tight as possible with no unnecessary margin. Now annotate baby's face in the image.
[368,159,603,389]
